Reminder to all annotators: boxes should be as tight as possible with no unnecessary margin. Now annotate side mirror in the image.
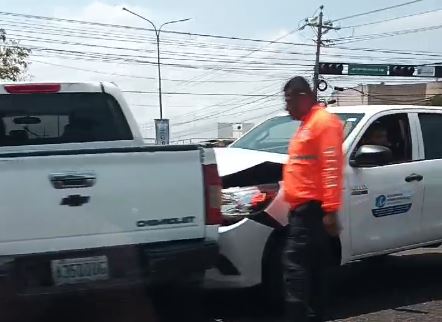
[350,145,393,167]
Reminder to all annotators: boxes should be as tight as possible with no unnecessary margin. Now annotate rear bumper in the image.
[0,239,218,297]
[142,239,219,284]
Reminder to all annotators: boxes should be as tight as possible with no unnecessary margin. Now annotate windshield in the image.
[231,112,364,154]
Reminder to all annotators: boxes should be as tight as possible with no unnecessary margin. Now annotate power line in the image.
[341,7,442,29]
[3,12,438,63]
[32,60,291,83]
[13,29,442,66]
[332,45,442,57]
[122,90,278,97]
[0,10,316,48]
[333,0,424,22]
[172,108,282,139]
[7,21,442,61]
[3,9,442,60]
[32,52,310,79]
[141,85,282,132]
[145,89,281,130]
[170,94,280,127]
[172,23,305,88]
[173,101,283,130]
[27,43,317,67]
[333,23,442,44]
[23,45,316,74]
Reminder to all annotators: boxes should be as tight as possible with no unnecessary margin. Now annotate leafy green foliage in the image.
[0,29,31,81]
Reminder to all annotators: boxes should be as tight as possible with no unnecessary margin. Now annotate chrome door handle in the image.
[405,173,423,183]
[49,173,96,189]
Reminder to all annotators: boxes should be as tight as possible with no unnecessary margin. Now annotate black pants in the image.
[283,201,333,322]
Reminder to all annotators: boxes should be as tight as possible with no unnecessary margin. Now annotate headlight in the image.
[221,183,279,226]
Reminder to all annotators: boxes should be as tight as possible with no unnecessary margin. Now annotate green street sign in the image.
[348,64,389,76]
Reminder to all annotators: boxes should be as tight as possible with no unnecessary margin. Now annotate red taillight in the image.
[203,164,222,225]
[4,83,61,94]
[250,185,279,211]
[251,192,267,207]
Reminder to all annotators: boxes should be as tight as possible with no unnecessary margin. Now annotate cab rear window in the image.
[0,93,133,146]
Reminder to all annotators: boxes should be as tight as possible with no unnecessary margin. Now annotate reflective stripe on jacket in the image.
[283,105,344,213]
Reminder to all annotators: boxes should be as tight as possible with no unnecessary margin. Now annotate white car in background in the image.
[205,105,442,305]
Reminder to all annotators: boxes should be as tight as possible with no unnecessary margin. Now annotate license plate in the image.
[51,255,109,286]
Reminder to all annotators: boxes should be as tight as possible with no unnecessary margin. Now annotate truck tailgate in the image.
[0,147,205,255]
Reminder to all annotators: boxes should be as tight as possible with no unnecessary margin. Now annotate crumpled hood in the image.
[214,147,287,177]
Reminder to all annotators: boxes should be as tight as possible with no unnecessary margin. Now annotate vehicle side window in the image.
[353,113,412,164]
[418,113,442,160]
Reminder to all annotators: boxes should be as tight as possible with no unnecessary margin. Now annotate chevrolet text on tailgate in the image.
[0,82,220,295]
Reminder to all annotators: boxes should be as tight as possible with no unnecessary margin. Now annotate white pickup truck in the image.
[205,104,442,302]
[0,82,220,296]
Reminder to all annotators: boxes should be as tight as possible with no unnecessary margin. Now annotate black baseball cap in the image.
[283,76,314,97]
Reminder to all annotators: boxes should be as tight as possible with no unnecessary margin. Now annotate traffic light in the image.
[319,63,344,75]
[389,65,415,77]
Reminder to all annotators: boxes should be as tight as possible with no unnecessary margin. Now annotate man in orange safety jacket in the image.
[282,76,344,322]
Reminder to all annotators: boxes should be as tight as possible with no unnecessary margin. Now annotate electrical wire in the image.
[2,9,442,59]
[172,107,282,139]
[0,10,316,47]
[6,22,442,61]
[33,60,291,83]
[332,23,442,44]
[122,90,277,97]
[172,22,305,88]
[341,7,442,29]
[333,0,423,22]
[12,30,442,67]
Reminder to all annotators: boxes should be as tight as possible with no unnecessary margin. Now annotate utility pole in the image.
[313,6,324,99]
[301,6,340,98]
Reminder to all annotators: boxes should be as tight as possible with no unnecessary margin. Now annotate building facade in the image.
[331,81,442,106]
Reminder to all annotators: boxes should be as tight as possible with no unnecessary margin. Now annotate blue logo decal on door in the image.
[372,193,412,217]
[375,195,387,208]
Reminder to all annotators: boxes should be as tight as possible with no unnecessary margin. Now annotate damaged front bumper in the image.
[203,218,274,289]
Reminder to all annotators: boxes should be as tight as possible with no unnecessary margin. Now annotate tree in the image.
[0,29,31,81]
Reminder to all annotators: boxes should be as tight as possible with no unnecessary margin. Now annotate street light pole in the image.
[123,7,190,120]
[155,31,163,119]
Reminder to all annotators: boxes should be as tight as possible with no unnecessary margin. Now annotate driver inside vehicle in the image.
[360,122,391,148]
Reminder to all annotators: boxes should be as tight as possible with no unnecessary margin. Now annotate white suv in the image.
[205,105,442,301]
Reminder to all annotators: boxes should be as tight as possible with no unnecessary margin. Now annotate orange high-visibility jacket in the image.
[283,105,344,213]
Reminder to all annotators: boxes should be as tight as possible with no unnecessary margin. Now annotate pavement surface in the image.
[2,247,442,322]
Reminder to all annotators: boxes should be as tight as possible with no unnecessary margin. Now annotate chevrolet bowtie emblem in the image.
[61,195,90,207]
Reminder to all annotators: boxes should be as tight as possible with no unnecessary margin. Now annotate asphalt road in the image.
[3,247,442,322]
